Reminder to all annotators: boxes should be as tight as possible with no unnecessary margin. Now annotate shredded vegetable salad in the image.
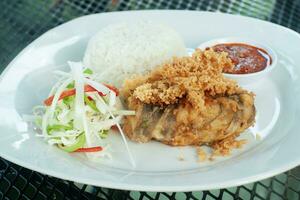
[32,62,136,167]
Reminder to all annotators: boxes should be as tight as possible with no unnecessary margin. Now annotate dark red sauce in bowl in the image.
[212,43,272,74]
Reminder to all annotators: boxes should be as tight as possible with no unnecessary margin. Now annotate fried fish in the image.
[121,49,255,147]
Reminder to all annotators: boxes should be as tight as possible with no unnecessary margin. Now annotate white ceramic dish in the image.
[0,10,300,192]
[198,37,278,85]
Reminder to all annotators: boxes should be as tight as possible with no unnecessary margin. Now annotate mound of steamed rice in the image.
[83,21,187,86]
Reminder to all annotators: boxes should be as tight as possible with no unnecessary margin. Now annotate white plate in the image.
[1,10,300,192]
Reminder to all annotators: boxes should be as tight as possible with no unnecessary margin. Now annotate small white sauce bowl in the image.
[197,37,278,85]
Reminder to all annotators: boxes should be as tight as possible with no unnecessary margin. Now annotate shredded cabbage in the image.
[32,61,135,166]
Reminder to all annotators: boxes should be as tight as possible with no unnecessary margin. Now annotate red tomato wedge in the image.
[103,83,119,96]
[74,146,103,152]
[111,125,118,131]
[44,84,119,106]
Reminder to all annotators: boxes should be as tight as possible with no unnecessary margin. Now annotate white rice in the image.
[83,21,187,87]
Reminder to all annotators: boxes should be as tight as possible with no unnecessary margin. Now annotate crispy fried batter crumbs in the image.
[121,48,255,159]
[211,136,247,156]
[197,137,247,162]
[178,154,185,161]
[196,147,207,162]
[255,133,261,141]
[122,49,243,106]
[177,148,185,161]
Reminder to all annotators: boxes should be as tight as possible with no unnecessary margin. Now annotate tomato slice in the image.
[44,89,75,106]
[74,146,103,152]
[103,83,119,96]
[44,84,119,106]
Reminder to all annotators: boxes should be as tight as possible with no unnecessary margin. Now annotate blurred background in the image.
[0,0,300,199]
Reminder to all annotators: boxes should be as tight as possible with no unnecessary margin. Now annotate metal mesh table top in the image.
[0,0,300,199]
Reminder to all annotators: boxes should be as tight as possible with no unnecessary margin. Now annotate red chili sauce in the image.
[212,43,271,74]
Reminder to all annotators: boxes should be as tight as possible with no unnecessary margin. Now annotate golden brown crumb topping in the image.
[121,49,255,159]
[196,147,207,162]
[122,49,244,107]
[211,136,247,156]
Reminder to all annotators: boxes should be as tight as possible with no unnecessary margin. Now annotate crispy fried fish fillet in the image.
[121,49,255,146]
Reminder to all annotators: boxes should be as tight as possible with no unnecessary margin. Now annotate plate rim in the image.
[1,10,300,192]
